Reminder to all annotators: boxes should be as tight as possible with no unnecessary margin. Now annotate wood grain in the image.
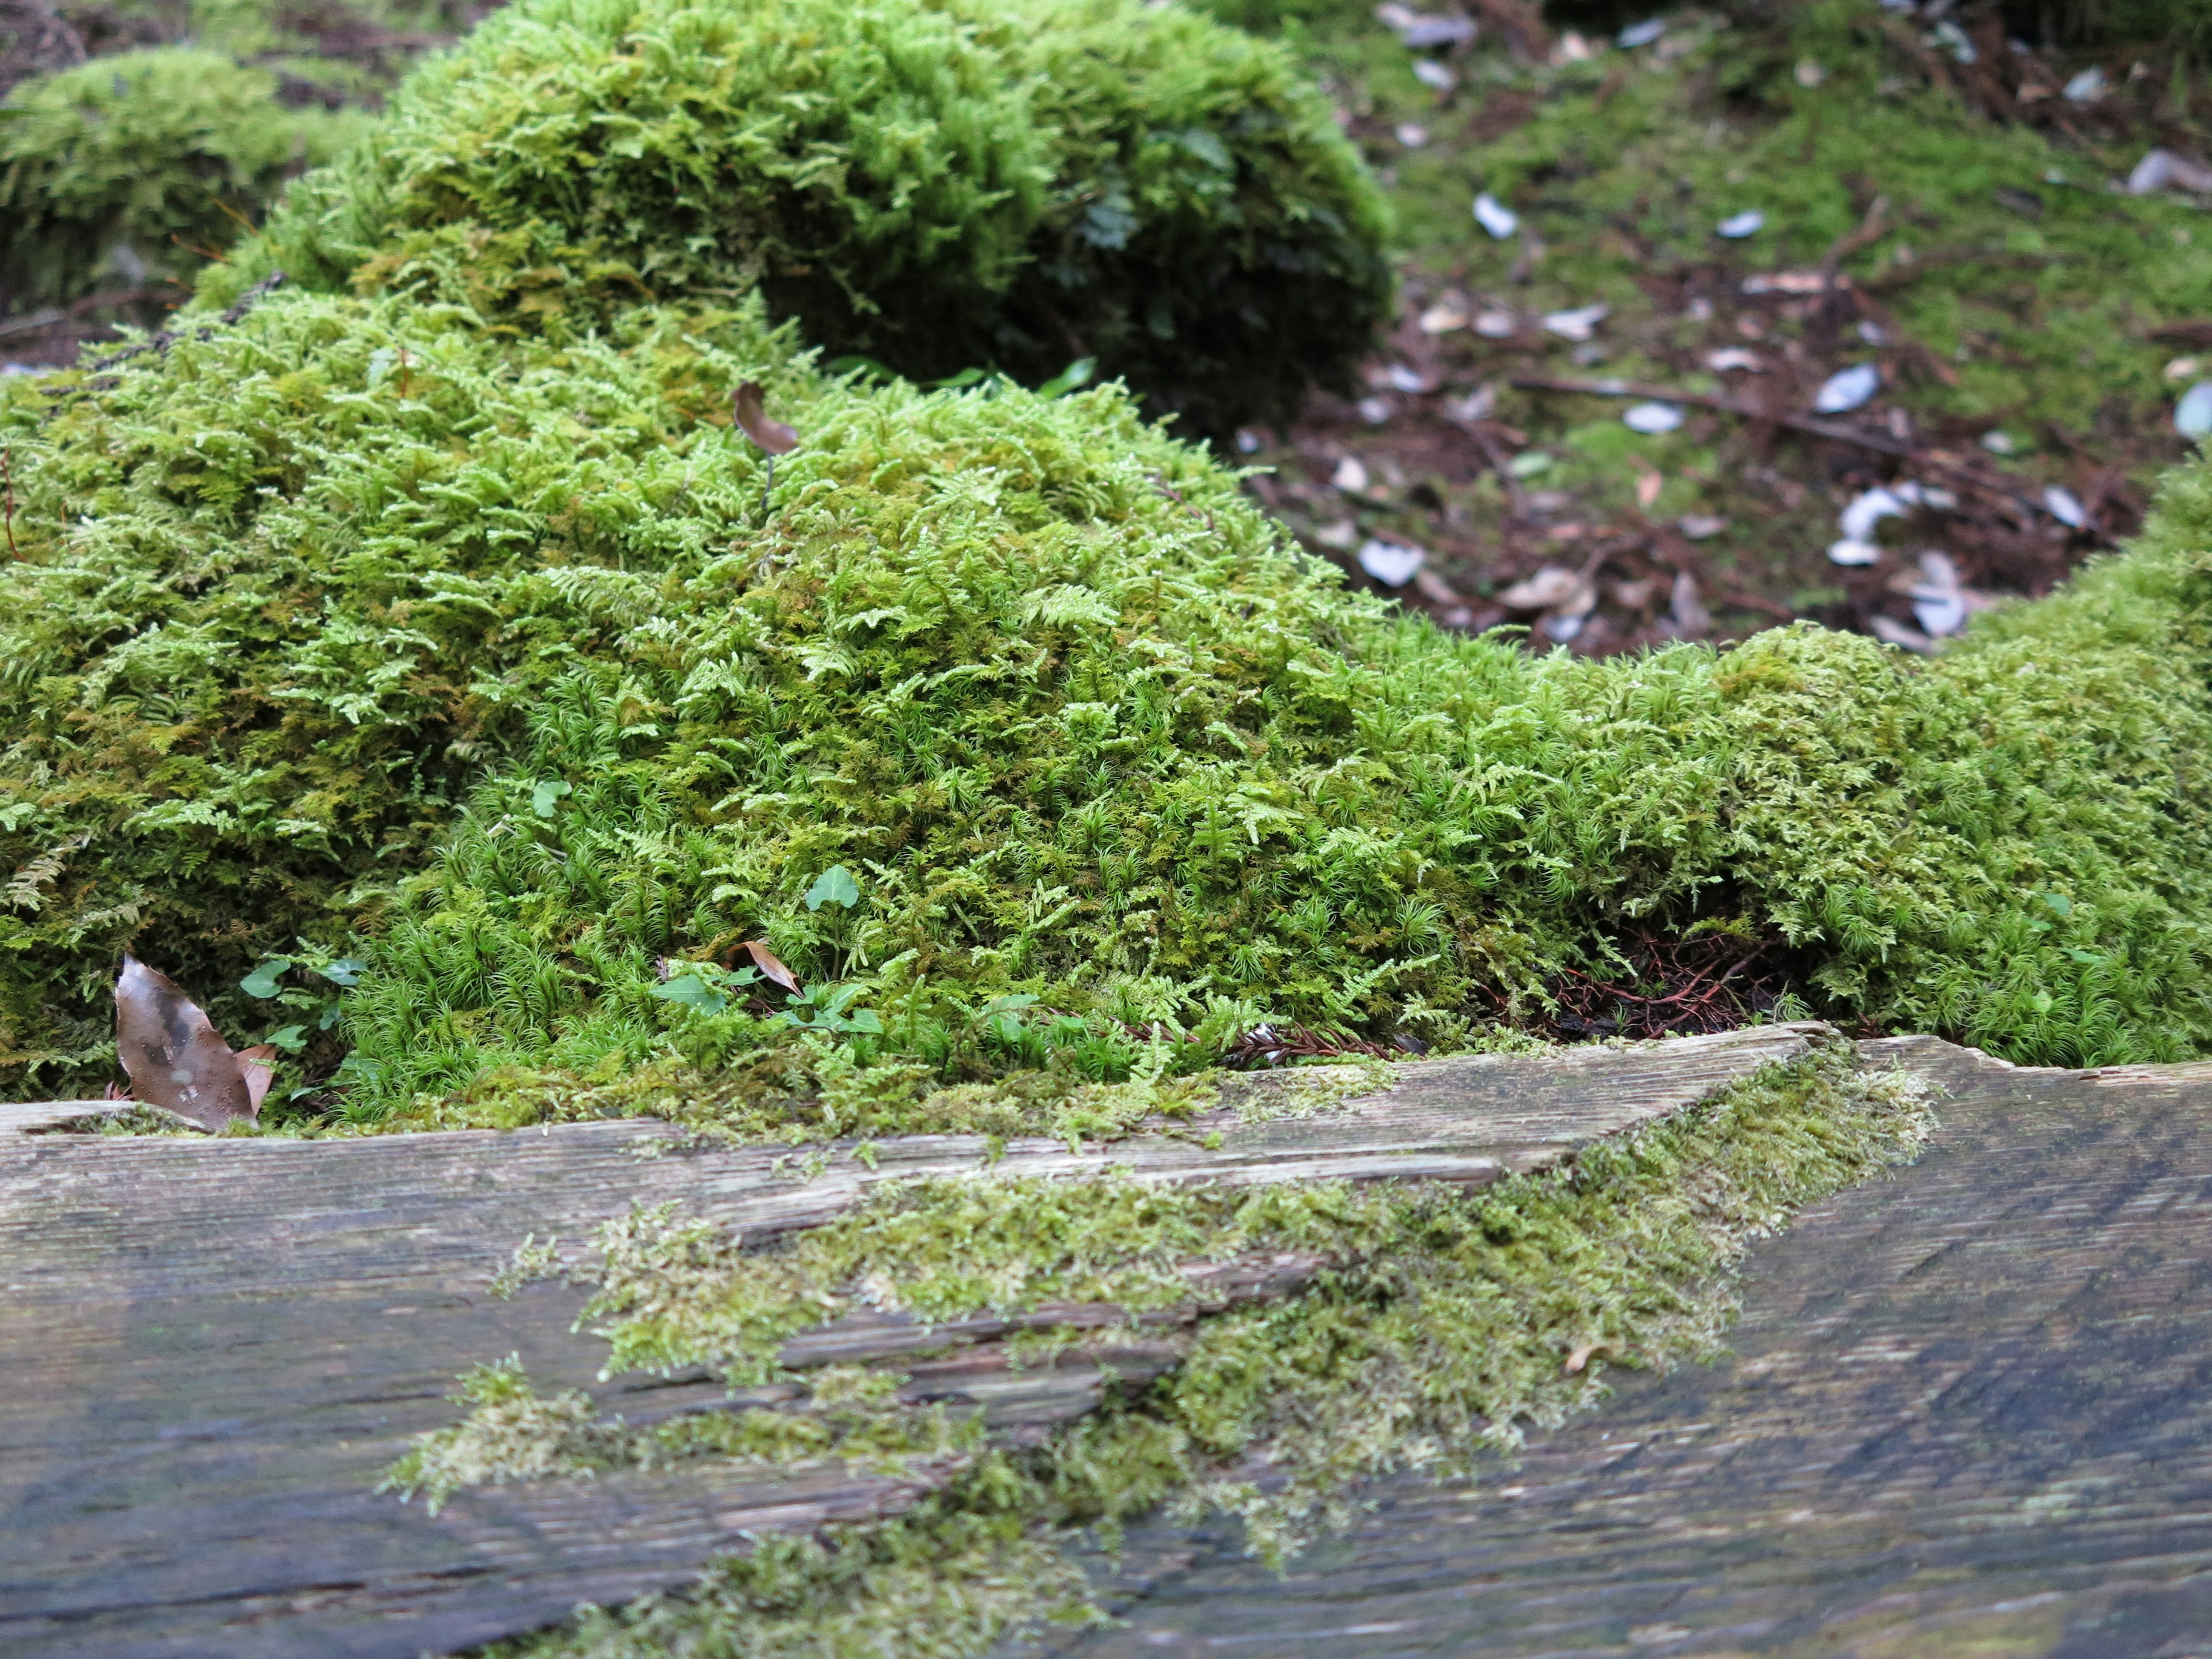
[0,1024,1820,1659]
[1029,1039,2212,1659]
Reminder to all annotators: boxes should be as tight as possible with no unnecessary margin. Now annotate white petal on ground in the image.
[1418,301,1467,334]
[2044,485,2088,529]
[1717,210,1766,238]
[2063,66,2105,103]
[1357,538,1427,586]
[1813,362,1881,414]
[1827,538,1883,567]
[1396,123,1429,148]
[1312,519,1359,550]
[1678,514,1728,540]
[1617,17,1665,47]
[1909,551,1969,638]
[1541,303,1610,342]
[1497,566,1589,610]
[1474,193,1518,238]
[1840,486,1909,542]
[1474,309,1517,337]
[1384,363,1434,394]
[1704,347,1766,372]
[1357,396,1392,425]
[1331,455,1370,493]
[1413,58,1456,90]
[1623,402,1683,434]
[2176,380,2212,440]
[1444,384,1497,423]
[1981,430,2018,454]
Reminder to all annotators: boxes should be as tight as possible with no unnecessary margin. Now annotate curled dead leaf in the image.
[737,939,802,995]
[114,955,256,1131]
[1564,1340,1622,1374]
[732,382,799,456]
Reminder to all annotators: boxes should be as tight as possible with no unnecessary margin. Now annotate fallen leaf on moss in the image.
[114,955,257,1131]
[737,940,801,995]
[732,382,799,456]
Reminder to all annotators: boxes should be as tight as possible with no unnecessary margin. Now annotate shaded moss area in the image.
[210,0,1395,436]
[418,1040,1933,1655]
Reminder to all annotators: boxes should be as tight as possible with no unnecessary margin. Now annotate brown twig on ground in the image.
[2,449,17,560]
[0,285,186,343]
[1509,373,2108,544]
[1222,1023,1403,1069]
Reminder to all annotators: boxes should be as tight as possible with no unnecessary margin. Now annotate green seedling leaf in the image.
[265,1024,308,1053]
[317,957,368,987]
[2067,948,2105,965]
[1508,450,1553,479]
[532,779,573,817]
[2043,892,2073,916]
[804,866,861,911]
[319,999,344,1030]
[240,959,290,998]
[650,974,729,1016]
[933,367,987,391]
[1037,358,1097,397]
[845,1008,885,1035]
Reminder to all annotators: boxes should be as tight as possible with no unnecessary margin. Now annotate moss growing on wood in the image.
[0,48,366,315]
[434,1040,1933,1655]
[208,0,1395,434]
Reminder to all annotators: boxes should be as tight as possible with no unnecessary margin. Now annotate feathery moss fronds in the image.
[207,0,1395,434]
[5,276,2212,1097]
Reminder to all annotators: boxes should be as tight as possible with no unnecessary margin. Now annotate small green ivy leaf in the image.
[650,975,729,1015]
[265,1024,308,1053]
[805,865,861,911]
[1037,357,1096,398]
[317,957,368,987]
[2066,948,2104,965]
[845,1007,885,1035]
[533,779,574,817]
[2043,892,2073,916]
[240,959,290,998]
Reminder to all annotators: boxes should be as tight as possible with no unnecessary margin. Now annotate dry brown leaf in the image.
[1634,465,1664,509]
[737,939,802,995]
[233,1044,277,1114]
[114,955,255,1131]
[732,382,799,456]
[1563,1340,1622,1374]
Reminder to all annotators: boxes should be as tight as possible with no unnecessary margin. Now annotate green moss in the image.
[6,273,2212,1099]
[428,1040,1932,1654]
[206,0,1395,434]
[0,48,367,315]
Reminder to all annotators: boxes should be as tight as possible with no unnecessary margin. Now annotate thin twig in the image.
[1509,373,2106,543]
[2,449,16,560]
[0,286,184,343]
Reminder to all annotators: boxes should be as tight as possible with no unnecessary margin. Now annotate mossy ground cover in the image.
[0,0,492,361]
[1233,0,2212,649]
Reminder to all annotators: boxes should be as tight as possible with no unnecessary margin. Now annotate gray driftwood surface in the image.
[1027,1038,2212,1659]
[0,1025,1819,1659]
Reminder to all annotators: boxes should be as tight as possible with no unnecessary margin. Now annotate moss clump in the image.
[210,0,1393,434]
[5,276,2212,1097]
[0,48,366,316]
[430,1041,1931,1654]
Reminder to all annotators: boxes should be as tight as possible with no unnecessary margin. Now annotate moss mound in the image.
[4,275,2211,1099]
[0,48,366,316]
[209,0,1393,435]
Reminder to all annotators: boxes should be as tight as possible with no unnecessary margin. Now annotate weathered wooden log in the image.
[2,1024,1825,1658]
[1033,1036,2212,1657]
